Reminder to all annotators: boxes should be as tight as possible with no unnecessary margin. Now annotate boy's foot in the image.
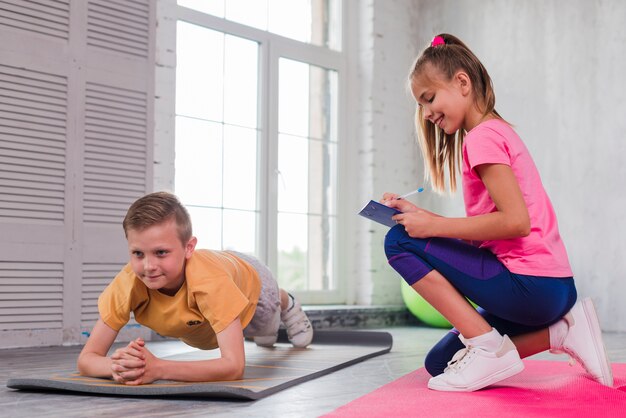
[428,335,524,392]
[281,294,313,348]
[253,335,278,347]
[253,306,281,347]
[550,297,613,387]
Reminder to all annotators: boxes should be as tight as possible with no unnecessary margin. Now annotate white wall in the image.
[362,0,626,330]
[347,0,422,305]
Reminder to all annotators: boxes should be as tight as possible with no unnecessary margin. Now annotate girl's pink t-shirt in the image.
[462,119,573,277]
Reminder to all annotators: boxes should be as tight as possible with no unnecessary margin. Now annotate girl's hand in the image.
[393,210,439,239]
[380,192,419,213]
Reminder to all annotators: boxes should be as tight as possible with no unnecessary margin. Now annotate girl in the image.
[382,34,613,392]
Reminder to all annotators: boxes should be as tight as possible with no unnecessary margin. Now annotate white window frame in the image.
[175,4,348,304]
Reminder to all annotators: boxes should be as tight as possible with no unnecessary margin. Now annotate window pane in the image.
[278,134,307,213]
[178,0,224,16]
[307,214,335,290]
[223,125,258,210]
[224,35,258,128]
[268,0,310,43]
[269,0,341,50]
[175,117,222,207]
[277,213,335,291]
[309,65,338,142]
[187,206,222,249]
[225,0,268,31]
[279,58,337,140]
[278,59,309,137]
[223,209,257,253]
[308,140,336,215]
[176,22,223,121]
[277,212,308,290]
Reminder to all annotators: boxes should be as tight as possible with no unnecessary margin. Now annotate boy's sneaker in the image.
[281,294,313,348]
[549,297,613,387]
[428,334,524,392]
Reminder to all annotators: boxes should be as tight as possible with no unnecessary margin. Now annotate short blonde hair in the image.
[122,192,192,244]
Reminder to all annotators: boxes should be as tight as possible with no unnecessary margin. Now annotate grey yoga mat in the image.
[7,330,392,400]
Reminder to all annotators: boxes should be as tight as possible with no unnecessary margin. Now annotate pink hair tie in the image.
[431,36,445,47]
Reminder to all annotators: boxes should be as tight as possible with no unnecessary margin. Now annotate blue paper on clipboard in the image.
[358,200,402,227]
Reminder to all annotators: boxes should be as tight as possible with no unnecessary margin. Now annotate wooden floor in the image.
[2,327,625,418]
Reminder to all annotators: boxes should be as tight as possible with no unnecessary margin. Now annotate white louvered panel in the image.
[0,0,70,40]
[0,64,66,223]
[81,262,133,329]
[81,262,122,326]
[87,0,149,58]
[83,82,147,224]
[0,261,63,330]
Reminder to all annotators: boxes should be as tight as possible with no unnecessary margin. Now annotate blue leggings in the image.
[384,224,577,376]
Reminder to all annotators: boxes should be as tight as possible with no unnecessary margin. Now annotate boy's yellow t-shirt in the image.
[98,249,261,350]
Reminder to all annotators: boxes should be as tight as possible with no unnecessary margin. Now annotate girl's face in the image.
[411,67,475,134]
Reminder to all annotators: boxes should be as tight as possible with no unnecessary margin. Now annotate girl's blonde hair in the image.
[409,33,501,193]
[123,191,193,245]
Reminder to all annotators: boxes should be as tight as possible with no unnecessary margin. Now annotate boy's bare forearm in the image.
[157,357,245,382]
[77,352,114,378]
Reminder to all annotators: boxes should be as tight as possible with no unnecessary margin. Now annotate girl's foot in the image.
[428,334,524,392]
[549,297,613,386]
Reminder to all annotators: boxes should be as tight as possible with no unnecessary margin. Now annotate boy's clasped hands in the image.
[110,338,158,385]
[381,192,439,239]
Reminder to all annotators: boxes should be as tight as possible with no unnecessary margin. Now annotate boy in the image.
[77,192,313,385]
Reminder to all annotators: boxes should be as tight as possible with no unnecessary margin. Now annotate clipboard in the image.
[358,200,402,227]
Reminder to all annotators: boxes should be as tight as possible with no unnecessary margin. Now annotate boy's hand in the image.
[110,338,146,385]
[111,338,162,385]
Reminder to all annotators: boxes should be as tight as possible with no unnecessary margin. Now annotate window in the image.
[174,1,344,302]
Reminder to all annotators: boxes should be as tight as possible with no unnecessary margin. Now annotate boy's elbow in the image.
[224,359,245,381]
[76,355,88,375]
[231,362,245,380]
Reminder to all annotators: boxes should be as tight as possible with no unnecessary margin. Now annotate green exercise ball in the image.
[401,280,452,328]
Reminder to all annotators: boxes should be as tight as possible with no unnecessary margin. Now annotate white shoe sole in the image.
[580,297,614,386]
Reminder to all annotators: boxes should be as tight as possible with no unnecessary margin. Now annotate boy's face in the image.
[126,218,197,296]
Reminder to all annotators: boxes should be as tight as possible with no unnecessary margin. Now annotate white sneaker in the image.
[549,297,613,387]
[281,294,313,348]
[428,334,524,392]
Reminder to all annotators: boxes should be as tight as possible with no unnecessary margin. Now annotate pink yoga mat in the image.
[324,360,626,418]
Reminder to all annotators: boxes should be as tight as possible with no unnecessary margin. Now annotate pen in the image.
[396,187,424,200]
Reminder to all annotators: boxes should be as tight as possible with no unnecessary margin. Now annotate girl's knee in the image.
[384,224,408,259]
[424,349,446,377]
